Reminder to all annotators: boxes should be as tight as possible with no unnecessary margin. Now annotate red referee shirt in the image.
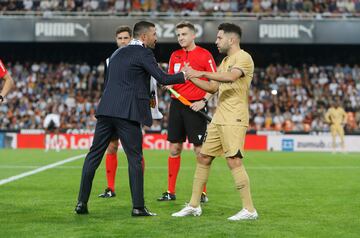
[168,46,216,100]
[0,60,8,78]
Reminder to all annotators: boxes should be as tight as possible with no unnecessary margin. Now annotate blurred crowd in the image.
[0,61,360,133]
[1,0,360,15]
[250,63,360,132]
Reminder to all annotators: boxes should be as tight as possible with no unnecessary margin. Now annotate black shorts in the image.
[167,98,208,146]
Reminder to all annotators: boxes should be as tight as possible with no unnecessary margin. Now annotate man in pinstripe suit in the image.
[98,25,136,199]
[75,21,186,216]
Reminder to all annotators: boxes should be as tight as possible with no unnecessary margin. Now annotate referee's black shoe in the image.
[157,191,176,201]
[98,187,116,198]
[200,192,209,203]
[75,201,88,215]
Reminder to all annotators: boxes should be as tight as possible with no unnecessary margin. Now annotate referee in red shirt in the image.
[0,59,14,104]
[158,21,216,203]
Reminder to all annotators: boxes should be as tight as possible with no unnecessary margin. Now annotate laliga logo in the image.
[46,134,94,149]
[35,22,90,37]
[259,24,314,39]
[46,134,68,149]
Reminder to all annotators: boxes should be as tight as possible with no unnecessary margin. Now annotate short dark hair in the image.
[176,21,196,33]
[133,21,156,38]
[218,23,242,39]
[115,25,132,37]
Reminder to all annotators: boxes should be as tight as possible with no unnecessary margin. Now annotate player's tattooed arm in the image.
[184,63,242,83]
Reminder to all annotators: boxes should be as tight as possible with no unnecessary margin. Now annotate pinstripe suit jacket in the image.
[96,45,185,126]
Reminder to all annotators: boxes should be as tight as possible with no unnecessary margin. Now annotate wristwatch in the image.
[202,98,208,103]
[0,95,3,103]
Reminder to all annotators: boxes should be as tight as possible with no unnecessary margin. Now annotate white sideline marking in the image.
[0,154,86,186]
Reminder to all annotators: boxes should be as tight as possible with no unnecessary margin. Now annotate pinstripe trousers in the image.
[77,116,144,208]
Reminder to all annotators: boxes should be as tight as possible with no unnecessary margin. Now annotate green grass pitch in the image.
[0,149,359,237]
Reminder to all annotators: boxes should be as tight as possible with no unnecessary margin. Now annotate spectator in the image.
[260,0,272,12]
[0,0,359,14]
[292,110,304,131]
[23,0,33,10]
[264,109,273,130]
[254,111,265,130]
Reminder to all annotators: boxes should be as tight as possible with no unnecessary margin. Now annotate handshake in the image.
[182,62,203,80]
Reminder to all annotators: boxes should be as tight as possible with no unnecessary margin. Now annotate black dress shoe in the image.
[131,207,157,217]
[75,202,88,215]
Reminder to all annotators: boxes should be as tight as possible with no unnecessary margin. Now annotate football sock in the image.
[340,135,345,149]
[189,163,210,208]
[168,155,181,194]
[332,136,337,150]
[231,166,255,212]
[106,153,118,192]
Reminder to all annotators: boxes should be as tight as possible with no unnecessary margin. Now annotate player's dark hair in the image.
[176,21,196,33]
[218,23,242,39]
[115,25,132,37]
[133,21,155,38]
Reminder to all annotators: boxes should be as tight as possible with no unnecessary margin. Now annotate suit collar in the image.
[129,39,145,47]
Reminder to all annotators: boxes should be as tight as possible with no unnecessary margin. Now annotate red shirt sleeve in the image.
[0,60,8,78]
[203,51,217,73]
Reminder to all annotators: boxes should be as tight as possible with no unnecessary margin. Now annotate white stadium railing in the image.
[1,10,360,19]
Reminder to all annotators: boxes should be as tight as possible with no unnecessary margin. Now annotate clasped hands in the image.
[182,62,203,80]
